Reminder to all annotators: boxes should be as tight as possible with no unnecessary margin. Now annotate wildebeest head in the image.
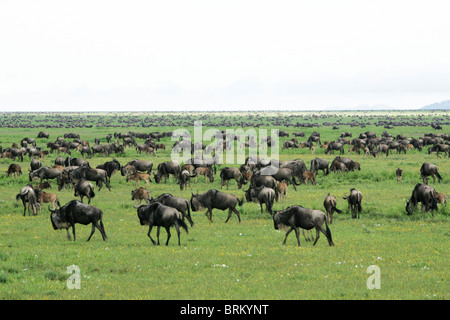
[48,206,68,230]
[190,193,203,212]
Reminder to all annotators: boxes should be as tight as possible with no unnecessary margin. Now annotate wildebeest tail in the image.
[324,217,334,246]
[238,197,244,206]
[436,170,442,181]
[431,193,438,211]
[16,193,21,201]
[334,206,343,214]
[178,218,189,234]
[89,185,95,198]
[357,203,362,213]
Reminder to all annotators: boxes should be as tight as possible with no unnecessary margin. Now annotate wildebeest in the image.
[71,166,111,191]
[49,200,107,241]
[435,192,447,206]
[275,182,287,201]
[96,159,121,180]
[7,163,22,177]
[324,142,344,155]
[303,171,316,185]
[190,189,244,223]
[134,202,188,246]
[396,168,403,183]
[428,144,449,158]
[126,172,151,187]
[30,158,42,171]
[73,179,96,204]
[35,189,61,213]
[220,167,244,189]
[272,205,334,247]
[153,161,181,183]
[16,184,39,216]
[258,167,301,190]
[244,186,276,214]
[323,193,342,224]
[343,188,363,219]
[310,158,329,176]
[131,187,151,205]
[151,193,194,227]
[29,167,63,187]
[193,166,214,183]
[406,183,438,215]
[121,160,153,176]
[420,163,442,184]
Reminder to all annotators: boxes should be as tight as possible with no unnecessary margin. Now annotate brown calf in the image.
[35,189,60,214]
[126,172,151,187]
[436,193,447,205]
[7,164,22,177]
[194,167,214,183]
[303,171,316,185]
[275,182,287,201]
[131,187,151,205]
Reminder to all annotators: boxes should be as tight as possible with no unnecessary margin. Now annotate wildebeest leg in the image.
[157,226,161,245]
[66,228,72,240]
[294,228,301,246]
[225,208,233,223]
[231,208,241,223]
[313,227,322,246]
[147,225,156,245]
[21,198,27,216]
[87,223,96,241]
[302,229,309,241]
[71,224,76,241]
[260,203,264,214]
[175,225,181,246]
[165,227,171,246]
[282,228,294,245]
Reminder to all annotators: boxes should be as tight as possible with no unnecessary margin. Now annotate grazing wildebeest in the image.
[343,188,363,219]
[272,205,334,247]
[35,189,61,213]
[220,167,244,189]
[49,200,107,241]
[29,167,63,186]
[250,174,278,189]
[179,169,196,190]
[131,187,151,205]
[126,172,151,187]
[121,160,153,175]
[134,202,188,246]
[73,179,95,204]
[193,166,214,183]
[190,189,244,223]
[435,192,447,206]
[406,183,438,215]
[72,166,111,191]
[153,161,181,183]
[396,168,403,183]
[16,184,39,216]
[30,158,42,171]
[323,193,342,224]
[7,163,22,177]
[245,186,276,214]
[310,158,329,176]
[420,162,442,184]
[303,171,316,185]
[259,167,301,191]
[324,142,344,155]
[275,182,287,201]
[151,193,194,227]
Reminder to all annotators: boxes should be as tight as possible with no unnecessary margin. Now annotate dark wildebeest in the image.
[16,184,39,216]
[29,167,63,187]
[153,161,181,183]
[245,186,276,214]
[131,187,151,205]
[134,202,188,246]
[343,188,363,219]
[250,174,278,189]
[220,167,244,189]
[7,163,22,177]
[272,205,334,247]
[258,167,301,190]
[96,159,121,181]
[310,158,329,176]
[121,160,153,175]
[428,144,449,158]
[323,193,342,224]
[72,166,111,191]
[420,163,442,184]
[406,183,438,215]
[190,189,244,223]
[150,193,194,227]
[73,179,95,204]
[49,200,107,241]
[30,158,42,171]
[396,168,403,183]
[324,142,344,155]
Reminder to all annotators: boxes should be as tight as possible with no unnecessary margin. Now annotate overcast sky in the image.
[1,0,449,112]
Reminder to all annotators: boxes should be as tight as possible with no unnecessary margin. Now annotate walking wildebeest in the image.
[71,166,111,191]
[406,183,438,215]
[16,184,39,216]
[323,193,342,224]
[126,172,151,187]
[7,163,22,177]
[29,167,63,187]
[153,161,181,183]
[428,144,449,158]
[49,200,107,241]
[343,188,363,219]
[420,162,442,184]
[310,158,329,176]
[190,189,244,223]
[272,205,334,247]
[303,171,316,185]
[73,179,96,204]
[131,187,151,205]
[396,168,403,183]
[134,202,188,246]
[244,186,276,214]
[324,142,344,155]
[193,166,214,183]
[150,193,194,227]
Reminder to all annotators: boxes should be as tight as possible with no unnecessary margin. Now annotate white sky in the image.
[1,0,449,112]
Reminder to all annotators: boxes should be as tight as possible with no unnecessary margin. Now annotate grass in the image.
[0,110,448,300]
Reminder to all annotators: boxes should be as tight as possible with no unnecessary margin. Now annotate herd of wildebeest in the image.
[1,126,448,246]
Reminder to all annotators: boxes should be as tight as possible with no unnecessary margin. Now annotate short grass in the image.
[0,111,448,300]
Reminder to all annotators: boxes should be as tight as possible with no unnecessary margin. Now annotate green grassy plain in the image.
[0,111,448,300]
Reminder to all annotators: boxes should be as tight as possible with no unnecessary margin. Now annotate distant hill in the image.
[422,100,450,110]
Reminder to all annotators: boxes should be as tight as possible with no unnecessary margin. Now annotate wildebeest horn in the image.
[48,205,55,212]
